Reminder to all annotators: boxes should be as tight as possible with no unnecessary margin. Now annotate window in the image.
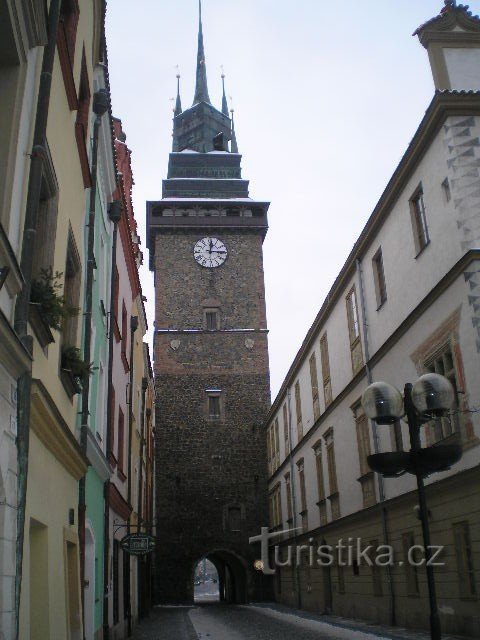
[354,406,376,508]
[285,473,293,522]
[267,419,280,474]
[205,309,219,330]
[75,48,92,188]
[442,177,451,203]
[31,150,59,281]
[324,428,340,520]
[297,460,308,531]
[283,403,290,454]
[206,389,223,421]
[410,187,429,255]
[320,333,332,407]
[372,248,387,308]
[309,352,320,421]
[117,408,125,477]
[57,0,80,109]
[453,521,477,599]
[228,506,242,532]
[313,443,327,526]
[121,302,129,370]
[62,230,81,348]
[424,344,459,442]
[108,387,116,464]
[402,532,420,596]
[208,395,220,418]
[269,484,282,530]
[346,286,363,374]
[294,381,303,441]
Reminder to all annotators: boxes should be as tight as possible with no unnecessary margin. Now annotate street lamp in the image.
[361,374,462,640]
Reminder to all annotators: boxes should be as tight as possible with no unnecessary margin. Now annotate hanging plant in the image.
[30,267,78,331]
[61,346,94,380]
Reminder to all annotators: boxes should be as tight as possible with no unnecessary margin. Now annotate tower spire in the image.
[193,0,211,105]
[230,108,238,154]
[221,68,229,116]
[175,71,182,116]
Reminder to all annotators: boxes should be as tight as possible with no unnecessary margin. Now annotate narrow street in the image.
[130,603,475,640]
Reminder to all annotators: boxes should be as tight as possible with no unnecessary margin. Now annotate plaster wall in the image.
[19,431,81,640]
[444,47,480,90]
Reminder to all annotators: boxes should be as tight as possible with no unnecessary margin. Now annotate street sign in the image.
[120,533,156,556]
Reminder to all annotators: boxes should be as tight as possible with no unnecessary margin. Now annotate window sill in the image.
[60,368,82,399]
[117,468,127,482]
[327,492,339,501]
[108,451,117,468]
[121,351,130,373]
[316,499,326,506]
[376,299,387,312]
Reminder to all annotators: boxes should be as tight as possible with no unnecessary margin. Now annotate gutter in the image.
[137,376,148,619]
[13,2,61,637]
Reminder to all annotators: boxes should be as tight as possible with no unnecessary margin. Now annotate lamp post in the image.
[361,374,462,640]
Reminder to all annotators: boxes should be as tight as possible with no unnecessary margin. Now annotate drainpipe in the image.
[137,377,147,618]
[126,315,138,635]
[13,2,61,638]
[356,257,396,627]
[286,388,302,610]
[78,88,110,640]
[103,200,122,640]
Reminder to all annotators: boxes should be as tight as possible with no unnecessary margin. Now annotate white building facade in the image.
[265,4,480,637]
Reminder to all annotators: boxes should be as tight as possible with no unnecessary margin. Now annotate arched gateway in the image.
[147,1,271,607]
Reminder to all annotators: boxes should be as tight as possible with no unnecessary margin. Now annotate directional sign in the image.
[120,533,156,556]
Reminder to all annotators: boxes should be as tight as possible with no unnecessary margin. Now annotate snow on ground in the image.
[247,605,392,640]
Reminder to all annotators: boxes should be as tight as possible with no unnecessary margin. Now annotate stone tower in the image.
[147,1,271,604]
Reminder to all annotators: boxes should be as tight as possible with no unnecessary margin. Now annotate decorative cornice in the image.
[414,5,480,47]
[30,379,89,481]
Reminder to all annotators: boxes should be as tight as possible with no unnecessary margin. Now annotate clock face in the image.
[193,237,228,268]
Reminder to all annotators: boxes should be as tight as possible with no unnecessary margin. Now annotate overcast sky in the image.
[105,0,480,400]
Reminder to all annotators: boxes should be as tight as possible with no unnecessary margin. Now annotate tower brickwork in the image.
[147,2,271,604]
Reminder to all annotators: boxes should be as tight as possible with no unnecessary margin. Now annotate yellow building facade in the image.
[17,1,104,638]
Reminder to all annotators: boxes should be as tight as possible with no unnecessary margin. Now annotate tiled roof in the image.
[413,3,479,36]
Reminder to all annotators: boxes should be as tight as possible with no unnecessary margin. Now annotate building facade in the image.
[147,3,271,605]
[265,4,480,637]
[0,3,47,638]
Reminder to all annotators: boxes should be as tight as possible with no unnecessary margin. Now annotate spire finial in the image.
[230,107,238,154]
[221,65,229,116]
[174,66,182,116]
[193,0,211,105]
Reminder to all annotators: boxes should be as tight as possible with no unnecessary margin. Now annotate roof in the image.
[414,3,480,39]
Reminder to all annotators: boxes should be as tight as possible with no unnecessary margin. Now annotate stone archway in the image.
[193,550,248,605]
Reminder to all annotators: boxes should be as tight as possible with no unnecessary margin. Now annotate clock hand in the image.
[209,239,213,254]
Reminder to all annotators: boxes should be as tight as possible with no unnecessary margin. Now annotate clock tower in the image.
[147,1,271,604]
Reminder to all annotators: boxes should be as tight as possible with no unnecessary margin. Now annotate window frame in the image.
[372,247,387,309]
[410,185,430,256]
[205,389,224,422]
[346,286,364,375]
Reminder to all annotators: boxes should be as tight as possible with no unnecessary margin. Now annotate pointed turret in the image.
[193,0,211,105]
[221,72,229,116]
[230,109,238,154]
[174,73,182,117]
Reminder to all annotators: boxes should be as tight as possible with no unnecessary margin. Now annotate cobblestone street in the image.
[129,603,474,640]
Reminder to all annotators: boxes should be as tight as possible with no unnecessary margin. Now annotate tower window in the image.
[204,309,219,331]
[206,389,223,421]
